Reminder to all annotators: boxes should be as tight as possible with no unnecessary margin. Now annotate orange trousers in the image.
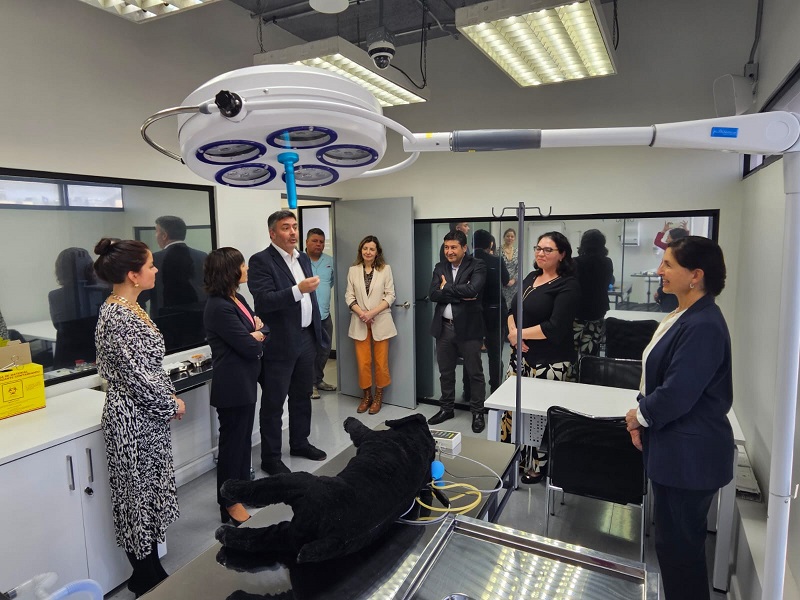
[353,329,391,389]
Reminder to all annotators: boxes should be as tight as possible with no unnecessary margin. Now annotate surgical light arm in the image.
[402,112,800,156]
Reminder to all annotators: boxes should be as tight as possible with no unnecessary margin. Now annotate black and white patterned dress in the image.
[95,302,180,560]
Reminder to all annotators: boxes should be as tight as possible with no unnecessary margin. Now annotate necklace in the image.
[109,294,157,330]
[522,275,561,301]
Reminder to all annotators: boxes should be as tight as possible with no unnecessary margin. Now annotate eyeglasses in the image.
[534,246,558,254]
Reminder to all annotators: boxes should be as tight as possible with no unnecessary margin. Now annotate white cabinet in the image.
[78,430,131,592]
[0,430,129,593]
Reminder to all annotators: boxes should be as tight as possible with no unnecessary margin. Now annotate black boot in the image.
[125,551,150,598]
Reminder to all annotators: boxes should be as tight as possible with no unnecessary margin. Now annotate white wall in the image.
[0,0,292,271]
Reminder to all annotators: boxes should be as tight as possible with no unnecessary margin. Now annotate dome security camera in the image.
[367,39,396,70]
[366,28,396,70]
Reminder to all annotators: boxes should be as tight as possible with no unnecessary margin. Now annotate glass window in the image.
[0,179,60,206]
[66,184,123,208]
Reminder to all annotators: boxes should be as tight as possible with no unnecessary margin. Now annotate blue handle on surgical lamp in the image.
[277,151,299,209]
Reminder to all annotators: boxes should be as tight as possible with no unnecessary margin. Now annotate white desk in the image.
[485,375,745,592]
[8,320,57,342]
[606,310,664,322]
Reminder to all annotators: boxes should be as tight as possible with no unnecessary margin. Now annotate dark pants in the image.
[651,480,716,600]
[482,306,505,393]
[216,403,256,507]
[259,328,315,461]
[314,315,333,385]
[436,321,485,414]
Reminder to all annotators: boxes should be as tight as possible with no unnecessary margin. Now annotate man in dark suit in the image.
[473,229,510,394]
[248,210,329,475]
[149,215,207,350]
[428,230,487,433]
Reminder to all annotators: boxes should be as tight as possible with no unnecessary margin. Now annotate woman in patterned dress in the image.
[503,232,580,483]
[93,238,185,597]
[573,229,614,357]
[500,228,519,309]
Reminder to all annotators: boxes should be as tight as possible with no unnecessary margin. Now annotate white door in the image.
[78,430,130,593]
[0,441,88,590]
[334,197,416,409]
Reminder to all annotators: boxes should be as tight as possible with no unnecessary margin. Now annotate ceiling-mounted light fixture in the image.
[456,0,616,87]
[76,0,220,23]
[309,0,349,14]
[254,36,427,107]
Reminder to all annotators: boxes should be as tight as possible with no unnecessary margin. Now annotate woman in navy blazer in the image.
[625,236,734,600]
[203,248,268,526]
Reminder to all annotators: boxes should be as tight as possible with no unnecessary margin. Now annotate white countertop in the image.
[606,310,665,322]
[8,320,58,342]
[485,375,745,444]
[0,388,105,466]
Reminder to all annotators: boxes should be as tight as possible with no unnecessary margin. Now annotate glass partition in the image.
[414,210,718,404]
[0,168,216,386]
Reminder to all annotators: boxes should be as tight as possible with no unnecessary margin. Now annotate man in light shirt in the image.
[305,228,336,399]
[248,211,329,475]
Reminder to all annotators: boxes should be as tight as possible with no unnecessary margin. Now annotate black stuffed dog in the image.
[215,413,436,568]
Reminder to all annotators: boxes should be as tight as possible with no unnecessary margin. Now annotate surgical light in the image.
[455,0,616,87]
[254,36,428,107]
[309,0,349,14]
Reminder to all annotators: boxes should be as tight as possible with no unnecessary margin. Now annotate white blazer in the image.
[345,264,398,341]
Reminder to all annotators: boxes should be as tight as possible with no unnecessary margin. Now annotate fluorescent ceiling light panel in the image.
[77,0,219,23]
[254,37,428,107]
[456,0,616,87]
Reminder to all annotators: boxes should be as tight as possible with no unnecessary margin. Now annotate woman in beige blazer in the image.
[345,235,397,414]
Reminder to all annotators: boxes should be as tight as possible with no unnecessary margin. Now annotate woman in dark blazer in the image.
[203,247,268,526]
[625,236,733,600]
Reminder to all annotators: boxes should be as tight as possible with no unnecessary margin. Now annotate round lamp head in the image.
[176,65,386,190]
[309,0,349,14]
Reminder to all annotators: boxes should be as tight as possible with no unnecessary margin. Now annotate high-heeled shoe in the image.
[220,505,250,527]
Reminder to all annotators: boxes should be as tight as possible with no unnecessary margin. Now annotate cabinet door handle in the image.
[66,455,75,491]
[85,447,94,483]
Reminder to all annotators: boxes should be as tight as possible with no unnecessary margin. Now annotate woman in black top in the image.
[203,248,268,526]
[503,231,580,482]
[573,229,614,356]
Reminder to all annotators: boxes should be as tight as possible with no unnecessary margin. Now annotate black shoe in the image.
[261,458,291,475]
[521,469,545,484]
[427,409,455,426]
[290,444,327,461]
[472,413,485,433]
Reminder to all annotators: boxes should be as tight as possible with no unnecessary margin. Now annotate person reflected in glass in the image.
[573,230,614,356]
[626,237,733,600]
[654,226,690,312]
[504,232,579,483]
[473,230,510,394]
[93,238,185,597]
[346,235,397,415]
[203,248,267,526]
[148,216,208,350]
[500,228,519,311]
[48,247,109,368]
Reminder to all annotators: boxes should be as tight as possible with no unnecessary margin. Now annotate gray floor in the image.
[107,360,726,599]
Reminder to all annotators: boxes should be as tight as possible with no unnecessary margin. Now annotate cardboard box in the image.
[0,341,45,420]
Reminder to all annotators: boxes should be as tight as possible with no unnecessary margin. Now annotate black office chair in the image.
[577,355,642,390]
[545,405,647,562]
[604,317,659,360]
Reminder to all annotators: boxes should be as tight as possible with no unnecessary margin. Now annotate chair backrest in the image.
[578,355,642,390]
[547,405,646,506]
[604,317,659,360]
